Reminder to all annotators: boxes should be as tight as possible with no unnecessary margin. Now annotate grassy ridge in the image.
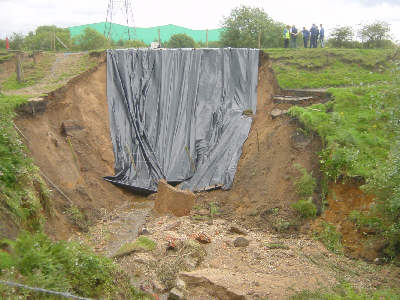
[0,94,44,232]
[266,48,400,260]
[265,48,398,88]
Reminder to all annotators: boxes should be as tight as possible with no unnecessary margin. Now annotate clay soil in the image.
[15,60,146,239]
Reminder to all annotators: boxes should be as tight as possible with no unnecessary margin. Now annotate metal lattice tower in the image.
[104,0,135,40]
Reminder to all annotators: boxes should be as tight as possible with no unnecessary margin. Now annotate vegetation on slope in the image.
[0,92,150,298]
[268,48,400,260]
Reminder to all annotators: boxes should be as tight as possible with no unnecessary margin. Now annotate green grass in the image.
[0,232,151,299]
[272,48,400,259]
[0,94,45,232]
[314,221,343,254]
[289,83,399,180]
[2,54,53,91]
[0,53,15,63]
[292,199,317,219]
[113,236,157,258]
[264,48,398,88]
[294,164,317,198]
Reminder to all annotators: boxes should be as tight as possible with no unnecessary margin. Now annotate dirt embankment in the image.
[11,51,400,299]
[15,61,145,239]
[197,53,324,233]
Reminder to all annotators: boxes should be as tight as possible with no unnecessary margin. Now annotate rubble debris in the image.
[168,287,185,300]
[229,225,248,236]
[271,108,288,119]
[273,95,313,104]
[233,237,250,247]
[193,232,211,244]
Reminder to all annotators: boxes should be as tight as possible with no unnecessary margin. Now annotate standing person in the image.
[290,25,298,48]
[283,25,290,48]
[310,24,319,48]
[302,27,310,48]
[319,24,325,48]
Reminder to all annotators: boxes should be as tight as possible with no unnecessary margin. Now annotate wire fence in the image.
[0,280,91,300]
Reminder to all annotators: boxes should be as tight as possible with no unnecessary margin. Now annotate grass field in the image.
[264,48,398,88]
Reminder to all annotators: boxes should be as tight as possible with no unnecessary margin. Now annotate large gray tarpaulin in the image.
[104,48,259,192]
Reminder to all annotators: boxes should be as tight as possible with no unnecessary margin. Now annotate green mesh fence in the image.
[68,22,222,45]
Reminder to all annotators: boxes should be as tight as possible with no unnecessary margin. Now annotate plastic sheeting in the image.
[104,48,259,192]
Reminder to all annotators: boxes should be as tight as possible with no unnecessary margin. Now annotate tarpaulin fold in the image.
[104,48,259,192]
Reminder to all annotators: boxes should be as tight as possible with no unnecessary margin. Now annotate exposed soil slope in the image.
[15,62,145,239]
[197,53,324,233]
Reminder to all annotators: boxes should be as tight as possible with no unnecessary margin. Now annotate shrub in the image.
[292,199,317,219]
[294,164,316,198]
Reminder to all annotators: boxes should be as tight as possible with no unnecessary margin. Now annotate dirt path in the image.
[4,52,97,96]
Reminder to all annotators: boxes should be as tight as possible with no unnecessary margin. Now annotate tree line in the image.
[1,6,396,51]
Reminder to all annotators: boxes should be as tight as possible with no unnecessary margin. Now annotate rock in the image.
[165,221,181,231]
[197,208,209,216]
[168,287,185,300]
[271,108,288,119]
[167,236,179,250]
[152,280,166,293]
[291,131,311,151]
[193,232,211,244]
[139,227,150,236]
[229,225,247,235]
[180,269,246,299]
[61,120,84,136]
[154,179,195,217]
[233,237,249,247]
[176,278,186,290]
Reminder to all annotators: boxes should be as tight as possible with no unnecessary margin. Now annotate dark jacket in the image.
[302,29,310,39]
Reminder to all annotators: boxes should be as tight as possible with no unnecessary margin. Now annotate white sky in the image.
[0,0,399,42]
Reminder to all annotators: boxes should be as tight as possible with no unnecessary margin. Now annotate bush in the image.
[292,199,317,219]
[294,164,316,198]
[166,34,197,48]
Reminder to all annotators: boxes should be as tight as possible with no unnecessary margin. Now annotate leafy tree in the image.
[166,33,197,48]
[24,25,71,51]
[358,21,391,48]
[73,28,109,51]
[220,6,284,48]
[9,33,25,50]
[328,26,354,48]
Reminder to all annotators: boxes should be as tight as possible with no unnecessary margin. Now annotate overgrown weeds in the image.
[314,221,343,254]
[294,164,316,198]
[292,199,317,219]
[0,232,150,299]
[0,94,44,233]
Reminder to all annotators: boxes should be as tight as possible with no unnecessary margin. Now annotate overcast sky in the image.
[0,0,399,42]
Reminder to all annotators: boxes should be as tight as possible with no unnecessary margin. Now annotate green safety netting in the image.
[68,22,222,45]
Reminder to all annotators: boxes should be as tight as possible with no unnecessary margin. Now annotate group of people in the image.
[283,24,325,48]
